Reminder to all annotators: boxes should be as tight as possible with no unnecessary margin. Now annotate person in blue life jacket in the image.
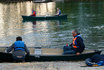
[6,36,30,62]
[85,54,104,66]
[63,30,85,55]
[56,8,61,16]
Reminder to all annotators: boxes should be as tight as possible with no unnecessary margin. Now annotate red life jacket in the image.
[72,35,80,48]
[32,10,36,16]
[33,11,36,16]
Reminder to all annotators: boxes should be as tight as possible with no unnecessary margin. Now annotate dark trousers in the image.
[13,50,25,62]
[13,55,25,62]
[63,46,76,54]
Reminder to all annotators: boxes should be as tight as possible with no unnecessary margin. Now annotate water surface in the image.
[0,1,104,50]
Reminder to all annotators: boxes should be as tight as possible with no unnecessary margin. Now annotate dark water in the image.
[0,1,104,50]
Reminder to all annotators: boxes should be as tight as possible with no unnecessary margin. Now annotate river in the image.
[0,1,104,50]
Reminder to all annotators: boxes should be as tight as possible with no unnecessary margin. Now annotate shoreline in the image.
[0,61,104,70]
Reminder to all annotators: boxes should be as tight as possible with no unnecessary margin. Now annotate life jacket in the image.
[59,9,61,15]
[14,41,25,51]
[85,58,104,66]
[72,35,81,48]
[32,10,36,16]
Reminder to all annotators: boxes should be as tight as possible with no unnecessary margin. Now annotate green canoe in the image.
[0,47,101,62]
[22,14,68,22]
[33,0,53,3]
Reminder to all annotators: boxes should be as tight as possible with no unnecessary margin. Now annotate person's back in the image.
[6,36,30,62]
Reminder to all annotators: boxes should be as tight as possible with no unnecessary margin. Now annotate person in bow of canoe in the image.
[31,9,36,16]
[63,30,85,55]
[56,8,61,16]
[6,36,30,62]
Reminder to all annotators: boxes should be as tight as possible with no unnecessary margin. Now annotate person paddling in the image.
[63,30,85,55]
[6,36,30,62]
[31,9,36,16]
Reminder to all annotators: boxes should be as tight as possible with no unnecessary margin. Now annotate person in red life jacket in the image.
[63,30,85,55]
[31,9,36,16]
[6,36,30,62]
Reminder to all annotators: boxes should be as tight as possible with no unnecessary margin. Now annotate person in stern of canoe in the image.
[6,36,30,62]
[56,8,61,16]
[63,30,85,55]
[31,9,36,16]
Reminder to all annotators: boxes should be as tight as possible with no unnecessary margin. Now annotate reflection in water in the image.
[56,2,104,49]
[33,2,56,16]
[0,1,104,50]
[23,21,53,47]
[0,3,4,38]
[0,1,56,47]
[25,1,33,15]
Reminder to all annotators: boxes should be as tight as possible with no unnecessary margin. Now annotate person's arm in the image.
[24,44,30,55]
[6,44,14,53]
[76,37,85,53]
[56,10,59,15]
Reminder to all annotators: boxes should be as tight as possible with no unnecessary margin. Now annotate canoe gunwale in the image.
[29,50,101,56]
[0,47,102,62]
[0,51,101,62]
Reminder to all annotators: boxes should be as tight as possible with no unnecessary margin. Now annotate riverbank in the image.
[0,61,104,70]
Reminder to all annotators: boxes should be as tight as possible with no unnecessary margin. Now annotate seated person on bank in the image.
[63,30,85,55]
[6,36,30,62]
[85,54,104,66]
[31,9,36,16]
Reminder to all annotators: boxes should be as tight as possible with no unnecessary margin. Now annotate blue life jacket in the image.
[59,9,61,15]
[97,61,104,66]
[14,41,25,51]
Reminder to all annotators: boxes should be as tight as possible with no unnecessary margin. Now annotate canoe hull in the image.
[25,50,101,61]
[33,0,53,3]
[0,50,101,62]
[22,15,68,22]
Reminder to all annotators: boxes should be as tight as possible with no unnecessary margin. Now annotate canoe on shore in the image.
[22,14,68,22]
[0,47,101,62]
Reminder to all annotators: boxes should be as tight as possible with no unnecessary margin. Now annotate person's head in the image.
[57,8,59,11]
[16,36,22,41]
[72,30,80,37]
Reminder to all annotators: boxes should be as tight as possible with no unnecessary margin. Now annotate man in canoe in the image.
[31,9,36,16]
[63,30,85,55]
[56,8,61,16]
[6,36,30,62]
